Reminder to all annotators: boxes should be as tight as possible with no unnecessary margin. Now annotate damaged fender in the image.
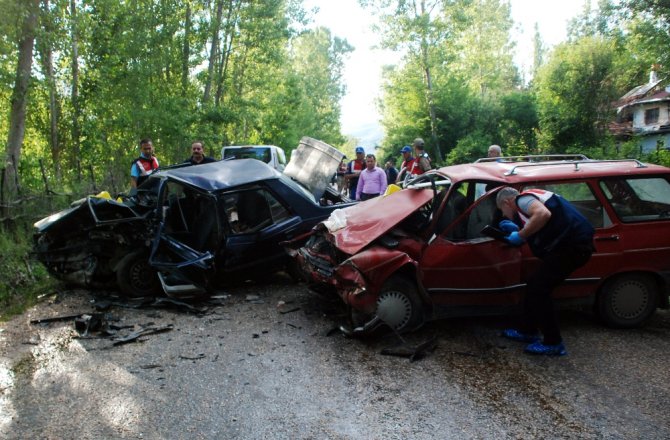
[335,247,425,314]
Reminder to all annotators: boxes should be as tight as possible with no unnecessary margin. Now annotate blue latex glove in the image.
[506,231,525,246]
[499,219,519,233]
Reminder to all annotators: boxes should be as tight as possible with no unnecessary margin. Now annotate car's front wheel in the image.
[373,275,424,332]
[116,250,160,297]
[597,274,658,328]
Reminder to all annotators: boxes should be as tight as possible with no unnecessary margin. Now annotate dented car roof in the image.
[151,159,280,192]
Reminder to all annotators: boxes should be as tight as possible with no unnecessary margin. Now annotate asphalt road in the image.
[1,277,669,439]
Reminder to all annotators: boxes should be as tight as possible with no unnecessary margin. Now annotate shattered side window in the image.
[599,177,670,223]
[435,184,469,238]
[222,188,290,234]
[443,192,498,241]
[163,182,218,251]
[524,182,607,228]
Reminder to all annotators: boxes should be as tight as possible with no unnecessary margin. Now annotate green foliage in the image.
[533,36,618,153]
[0,223,56,320]
[367,0,523,165]
[447,130,492,164]
[0,0,350,198]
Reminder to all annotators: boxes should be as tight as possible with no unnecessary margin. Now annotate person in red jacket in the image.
[396,145,415,183]
[130,138,159,188]
[345,146,366,199]
[411,138,432,175]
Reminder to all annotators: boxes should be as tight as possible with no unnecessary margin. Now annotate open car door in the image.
[419,184,525,313]
[148,180,219,296]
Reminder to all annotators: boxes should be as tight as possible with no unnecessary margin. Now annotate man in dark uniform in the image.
[496,187,595,356]
[184,141,216,165]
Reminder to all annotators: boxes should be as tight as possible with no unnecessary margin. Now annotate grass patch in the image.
[0,223,59,321]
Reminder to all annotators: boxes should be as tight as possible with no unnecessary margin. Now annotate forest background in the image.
[1,0,670,308]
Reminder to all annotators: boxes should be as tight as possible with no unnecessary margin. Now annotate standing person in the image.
[496,187,595,356]
[411,138,432,175]
[488,144,503,158]
[345,146,366,199]
[356,154,387,201]
[336,157,347,195]
[385,161,398,184]
[130,138,159,188]
[396,145,415,183]
[184,140,216,165]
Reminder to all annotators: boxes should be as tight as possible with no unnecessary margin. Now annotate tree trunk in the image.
[419,0,442,163]
[39,0,61,181]
[3,0,39,202]
[203,0,224,104]
[181,1,191,96]
[215,0,240,107]
[70,0,81,181]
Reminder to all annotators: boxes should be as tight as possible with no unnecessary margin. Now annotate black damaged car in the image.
[33,137,353,297]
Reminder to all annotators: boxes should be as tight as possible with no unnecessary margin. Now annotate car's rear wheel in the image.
[597,274,658,328]
[373,275,424,332]
[116,250,160,297]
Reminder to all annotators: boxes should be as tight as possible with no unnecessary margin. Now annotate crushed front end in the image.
[33,190,158,290]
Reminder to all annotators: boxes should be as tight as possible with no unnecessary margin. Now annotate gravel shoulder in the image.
[1,279,669,439]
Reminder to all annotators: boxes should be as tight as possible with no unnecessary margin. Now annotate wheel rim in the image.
[376,291,412,330]
[611,279,650,319]
[129,260,155,292]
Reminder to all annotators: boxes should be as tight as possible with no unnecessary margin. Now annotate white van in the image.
[220,145,287,171]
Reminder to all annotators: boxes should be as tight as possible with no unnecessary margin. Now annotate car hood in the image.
[327,188,435,255]
[284,137,344,201]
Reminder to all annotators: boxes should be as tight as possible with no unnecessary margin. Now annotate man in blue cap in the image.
[396,145,416,183]
[345,146,366,199]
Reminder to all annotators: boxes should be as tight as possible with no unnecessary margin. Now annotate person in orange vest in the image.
[345,146,366,199]
[411,138,432,175]
[130,138,159,188]
[396,145,415,183]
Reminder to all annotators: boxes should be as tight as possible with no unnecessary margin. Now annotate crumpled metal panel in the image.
[330,189,434,255]
[284,136,344,201]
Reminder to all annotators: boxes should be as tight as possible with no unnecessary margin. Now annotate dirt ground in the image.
[1,279,669,439]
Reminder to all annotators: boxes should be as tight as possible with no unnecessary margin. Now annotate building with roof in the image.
[610,65,670,153]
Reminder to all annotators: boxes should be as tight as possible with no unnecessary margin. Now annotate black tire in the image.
[374,275,424,332]
[116,251,160,297]
[598,274,658,328]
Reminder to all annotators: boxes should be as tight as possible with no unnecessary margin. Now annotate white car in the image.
[221,145,287,171]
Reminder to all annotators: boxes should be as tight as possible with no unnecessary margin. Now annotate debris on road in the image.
[30,314,86,325]
[112,324,174,346]
[179,354,205,361]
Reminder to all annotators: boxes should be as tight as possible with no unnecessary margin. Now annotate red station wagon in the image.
[293,155,670,335]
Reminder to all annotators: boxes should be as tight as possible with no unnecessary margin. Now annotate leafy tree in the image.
[533,36,618,152]
[497,91,538,155]
[364,0,519,164]
[3,0,39,201]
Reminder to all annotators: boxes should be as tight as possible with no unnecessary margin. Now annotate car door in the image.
[219,186,301,273]
[148,180,219,290]
[419,183,524,312]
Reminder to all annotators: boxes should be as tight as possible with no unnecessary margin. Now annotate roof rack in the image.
[475,154,589,163]
[504,158,648,176]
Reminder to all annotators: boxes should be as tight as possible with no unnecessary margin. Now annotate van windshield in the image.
[223,147,271,164]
